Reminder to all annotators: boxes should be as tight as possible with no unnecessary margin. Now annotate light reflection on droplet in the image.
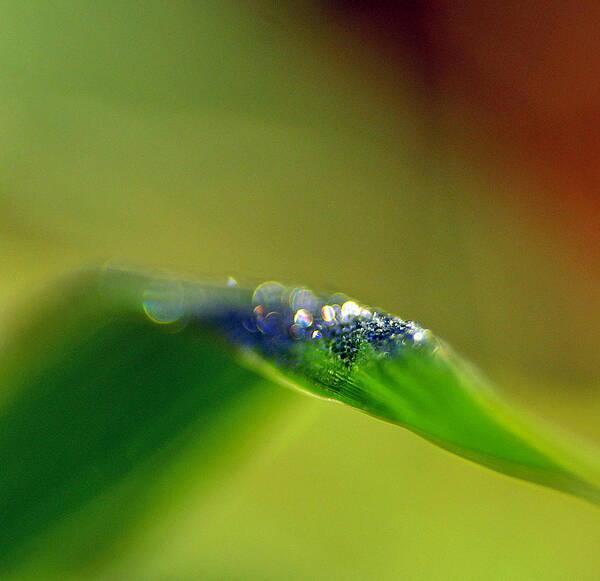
[321,305,336,323]
[312,330,322,339]
[341,300,361,322]
[294,308,313,328]
[412,330,425,343]
[227,276,238,288]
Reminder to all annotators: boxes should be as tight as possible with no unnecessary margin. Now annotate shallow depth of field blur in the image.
[1,2,599,579]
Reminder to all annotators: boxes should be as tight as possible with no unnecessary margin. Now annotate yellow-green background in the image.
[1,2,598,579]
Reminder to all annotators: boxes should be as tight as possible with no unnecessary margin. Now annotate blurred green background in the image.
[1,2,599,579]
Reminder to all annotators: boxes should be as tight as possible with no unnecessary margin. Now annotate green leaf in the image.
[235,287,600,507]
[1,265,598,574]
[0,268,293,576]
[102,265,600,505]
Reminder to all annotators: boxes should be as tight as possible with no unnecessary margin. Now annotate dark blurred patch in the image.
[325,0,439,87]
[321,1,600,264]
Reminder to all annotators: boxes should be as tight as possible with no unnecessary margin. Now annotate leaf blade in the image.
[0,270,292,575]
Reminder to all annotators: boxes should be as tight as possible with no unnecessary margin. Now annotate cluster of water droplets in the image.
[247,281,371,341]
[136,269,433,370]
[238,280,432,367]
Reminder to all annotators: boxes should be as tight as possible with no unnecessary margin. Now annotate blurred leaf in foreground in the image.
[0,267,293,578]
[1,264,598,576]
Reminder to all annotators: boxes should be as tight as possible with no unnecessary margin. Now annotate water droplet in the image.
[321,305,336,323]
[341,300,361,322]
[289,287,318,312]
[289,323,305,339]
[412,330,425,343]
[142,279,184,324]
[252,281,286,311]
[257,311,282,335]
[294,308,313,328]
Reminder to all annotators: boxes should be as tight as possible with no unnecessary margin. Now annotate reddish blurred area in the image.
[325,1,600,264]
